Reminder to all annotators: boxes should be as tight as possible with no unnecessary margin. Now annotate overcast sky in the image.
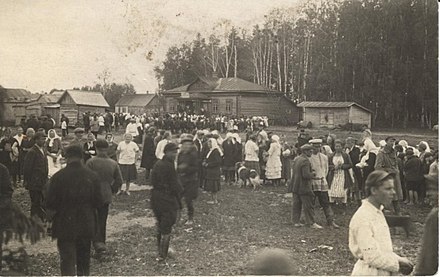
[0,0,299,93]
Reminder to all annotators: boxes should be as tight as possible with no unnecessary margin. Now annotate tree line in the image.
[154,0,438,128]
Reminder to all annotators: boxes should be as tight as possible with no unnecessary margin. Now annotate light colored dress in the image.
[349,200,400,275]
[265,142,282,180]
[329,155,347,203]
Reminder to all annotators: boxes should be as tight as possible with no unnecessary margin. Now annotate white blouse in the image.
[349,200,400,275]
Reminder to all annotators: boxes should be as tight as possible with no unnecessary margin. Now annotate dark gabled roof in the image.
[167,84,191,93]
[115,94,157,107]
[60,90,109,108]
[297,101,372,113]
[164,77,281,94]
[3,88,33,101]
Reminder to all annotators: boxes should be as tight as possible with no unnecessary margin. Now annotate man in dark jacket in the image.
[403,148,423,205]
[177,134,200,225]
[290,144,322,229]
[0,163,13,204]
[346,137,362,200]
[85,139,123,254]
[46,145,103,276]
[23,131,48,222]
[375,136,402,214]
[150,143,183,261]
[140,127,157,183]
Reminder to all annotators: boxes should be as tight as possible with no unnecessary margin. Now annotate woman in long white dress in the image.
[265,135,282,186]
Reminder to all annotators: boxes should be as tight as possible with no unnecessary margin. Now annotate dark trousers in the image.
[57,238,91,276]
[62,129,67,137]
[314,191,334,224]
[292,194,315,225]
[29,190,46,222]
[184,197,194,219]
[94,204,109,243]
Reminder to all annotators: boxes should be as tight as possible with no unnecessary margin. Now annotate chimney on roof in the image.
[211,71,218,78]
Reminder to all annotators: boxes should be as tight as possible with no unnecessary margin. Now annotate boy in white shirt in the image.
[116,133,139,196]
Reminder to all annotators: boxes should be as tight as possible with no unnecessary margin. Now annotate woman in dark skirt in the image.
[222,133,236,185]
[203,138,223,204]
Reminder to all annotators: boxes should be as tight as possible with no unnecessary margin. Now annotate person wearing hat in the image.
[140,127,158,183]
[309,139,339,228]
[290,144,322,229]
[177,134,200,225]
[375,136,403,215]
[46,145,104,275]
[349,170,414,275]
[222,133,237,186]
[70,128,85,148]
[22,131,49,222]
[150,142,183,261]
[85,139,123,254]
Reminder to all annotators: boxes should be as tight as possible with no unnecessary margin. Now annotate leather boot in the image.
[159,234,171,260]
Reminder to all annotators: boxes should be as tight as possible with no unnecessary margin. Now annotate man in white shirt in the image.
[155,131,171,160]
[349,170,413,275]
[244,134,260,175]
[309,139,339,228]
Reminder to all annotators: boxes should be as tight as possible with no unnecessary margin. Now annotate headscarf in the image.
[232,133,241,144]
[226,132,235,144]
[419,141,431,152]
[271,135,280,144]
[207,138,223,158]
[47,129,61,147]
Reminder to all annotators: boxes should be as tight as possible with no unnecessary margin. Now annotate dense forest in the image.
[154,0,438,128]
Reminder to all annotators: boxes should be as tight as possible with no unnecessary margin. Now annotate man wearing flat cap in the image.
[349,170,413,275]
[177,134,200,225]
[309,139,339,228]
[85,139,123,254]
[150,142,183,261]
[290,144,322,229]
[23,131,48,222]
[70,128,85,148]
[46,145,104,275]
[375,136,403,214]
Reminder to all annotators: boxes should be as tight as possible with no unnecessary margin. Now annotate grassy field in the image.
[5,126,438,276]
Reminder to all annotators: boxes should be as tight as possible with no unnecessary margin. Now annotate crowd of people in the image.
[0,111,438,275]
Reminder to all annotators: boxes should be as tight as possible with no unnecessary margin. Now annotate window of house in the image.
[212,99,219,113]
[225,99,233,113]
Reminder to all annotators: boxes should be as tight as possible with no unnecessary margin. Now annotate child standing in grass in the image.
[116,133,139,196]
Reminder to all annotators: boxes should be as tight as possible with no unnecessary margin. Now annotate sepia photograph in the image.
[0,0,438,275]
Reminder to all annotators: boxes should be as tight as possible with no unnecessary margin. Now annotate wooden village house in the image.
[115,94,160,115]
[58,90,109,126]
[2,88,34,126]
[297,101,372,128]
[162,77,299,124]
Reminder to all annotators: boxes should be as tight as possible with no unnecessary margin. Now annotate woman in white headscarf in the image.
[203,138,223,204]
[265,135,282,186]
[45,129,63,177]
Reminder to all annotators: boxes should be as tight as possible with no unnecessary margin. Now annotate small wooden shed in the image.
[297,101,372,128]
[58,90,109,127]
[115,94,160,115]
